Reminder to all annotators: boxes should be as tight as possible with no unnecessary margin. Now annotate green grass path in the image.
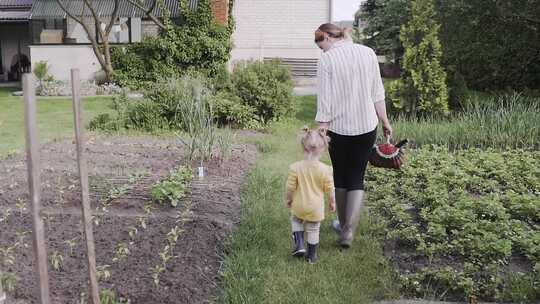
[0,92,112,156]
[219,96,399,304]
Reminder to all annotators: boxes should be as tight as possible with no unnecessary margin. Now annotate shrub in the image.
[88,113,119,131]
[33,61,53,94]
[211,91,259,128]
[125,100,169,131]
[111,0,233,90]
[230,60,295,124]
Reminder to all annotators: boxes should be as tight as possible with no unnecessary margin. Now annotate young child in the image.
[286,127,336,263]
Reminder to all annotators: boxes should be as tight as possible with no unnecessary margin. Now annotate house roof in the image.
[30,0,195,19]
[0,10,30,20]
[0,0,31,22]
[0,0,33,9]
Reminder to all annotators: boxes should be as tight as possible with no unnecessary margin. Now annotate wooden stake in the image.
[23,73,51,304]
[71,69,101,304]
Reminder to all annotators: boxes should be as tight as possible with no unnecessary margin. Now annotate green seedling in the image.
[150,264,165,287]
[159,245,173,265]
[64,237,79,257]
[0,246,15,267]
[14,230,29,249]
[96,265,111,282]
[0,208,12,224]
[137,217,147,230]
[127,226,138,240]
[167,226,184,246]
[14,198,26,216]
[50,250,64,271]
[112,243,130,263]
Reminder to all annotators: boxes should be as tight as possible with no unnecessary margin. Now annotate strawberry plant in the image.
[151,166,193,207]
[366,146,540,302]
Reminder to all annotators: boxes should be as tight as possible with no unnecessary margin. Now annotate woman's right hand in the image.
[382,120,393,139]
[318,122,329,132]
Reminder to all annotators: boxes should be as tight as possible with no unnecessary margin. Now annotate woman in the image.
[314,23,392,248]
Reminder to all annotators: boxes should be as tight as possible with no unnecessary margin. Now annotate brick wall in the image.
[210,0,229,25]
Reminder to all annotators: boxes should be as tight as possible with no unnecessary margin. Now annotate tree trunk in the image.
[102,40,114,83]
[88,42,113,83]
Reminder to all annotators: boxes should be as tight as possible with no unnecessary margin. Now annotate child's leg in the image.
[290,216,306,256]
[291,216,304,232]
[305,221,321,263]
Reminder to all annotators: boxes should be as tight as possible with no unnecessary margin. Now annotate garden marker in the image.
[23,74,51,304]
[71,69,101,304]
[198,166,205,180]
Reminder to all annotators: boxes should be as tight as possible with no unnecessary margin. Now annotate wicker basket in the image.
[368,137,408,169]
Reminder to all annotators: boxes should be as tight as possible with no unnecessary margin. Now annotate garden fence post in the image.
[71,69,101,304]
[23,73,51,304]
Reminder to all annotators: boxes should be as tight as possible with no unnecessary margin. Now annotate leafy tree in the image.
[358,0,408,64]
[360,0,540,91]
[435,0,540,90]
[399,0,448,115]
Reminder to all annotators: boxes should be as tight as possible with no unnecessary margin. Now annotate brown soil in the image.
[0,135,258,303]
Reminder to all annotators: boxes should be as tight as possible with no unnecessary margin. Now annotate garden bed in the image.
[365,146,540,303]
[0,136,257,303]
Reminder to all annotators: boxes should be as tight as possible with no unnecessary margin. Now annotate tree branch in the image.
[104,0,120,36]
[82,0,106,42]
[55,0,107,72]
[125,0,166,30]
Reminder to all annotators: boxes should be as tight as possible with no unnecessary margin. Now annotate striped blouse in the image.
[315,40,385,136]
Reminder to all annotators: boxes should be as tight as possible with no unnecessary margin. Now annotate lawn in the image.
[220,96,400,304]
[0,88,113,156]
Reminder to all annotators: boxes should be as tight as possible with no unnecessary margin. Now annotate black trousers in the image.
[328,128,377,191]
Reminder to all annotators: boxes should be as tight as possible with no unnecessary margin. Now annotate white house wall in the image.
[30,45,101,81]
[231,0,330,63]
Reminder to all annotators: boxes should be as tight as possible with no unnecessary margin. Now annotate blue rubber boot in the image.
[291,231,306,257]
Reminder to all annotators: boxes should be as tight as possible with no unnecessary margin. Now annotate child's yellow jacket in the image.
[286,160,334,222]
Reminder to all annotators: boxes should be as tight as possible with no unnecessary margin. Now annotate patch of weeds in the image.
[216,128,235,163]
[150,166,193,207]
[100,288,128,304]
[255,140,277,154]
[0,272,17,293]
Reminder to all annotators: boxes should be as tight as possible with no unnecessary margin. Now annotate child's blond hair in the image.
[301,127,330,154]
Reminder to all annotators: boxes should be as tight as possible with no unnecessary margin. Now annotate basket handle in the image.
[384,134,391,144]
